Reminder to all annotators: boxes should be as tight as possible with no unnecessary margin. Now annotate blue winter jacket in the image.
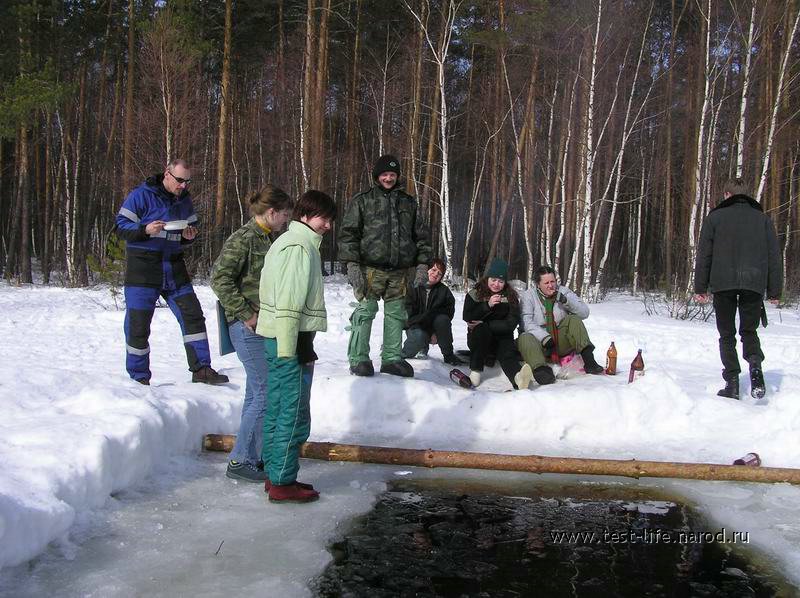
[114,174,199,289]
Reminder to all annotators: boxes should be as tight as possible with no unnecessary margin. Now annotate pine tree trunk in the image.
[123,0,136,193]
[214,0,233,240]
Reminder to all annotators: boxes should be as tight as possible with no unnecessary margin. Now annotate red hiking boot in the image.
[264,479,315,492]
[268,483,320,503]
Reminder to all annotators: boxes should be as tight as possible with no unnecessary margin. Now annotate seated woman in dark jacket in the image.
[463,258,533,390]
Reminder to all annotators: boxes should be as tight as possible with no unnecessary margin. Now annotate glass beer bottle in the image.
[733,452,761,466]
[450,368,474,389]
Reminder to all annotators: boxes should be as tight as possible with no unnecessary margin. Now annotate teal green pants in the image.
[262,337,314,486]
[347,267,408,365]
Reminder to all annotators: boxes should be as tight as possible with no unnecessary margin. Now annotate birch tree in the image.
[404,0,464,278]
[754,3,800,203]
[735,2,757,179]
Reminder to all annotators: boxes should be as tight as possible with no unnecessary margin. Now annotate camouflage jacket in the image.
[338,185,431,270]
[211,218,272,322]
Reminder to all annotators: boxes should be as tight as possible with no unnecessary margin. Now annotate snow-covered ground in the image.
[1,279,799,592]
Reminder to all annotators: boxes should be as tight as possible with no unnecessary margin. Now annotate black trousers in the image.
[402,314,455,358]
[712,289,764,379]
[467,323,522,387]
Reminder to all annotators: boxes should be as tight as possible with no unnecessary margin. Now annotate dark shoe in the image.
[533,365,556,385]
[264,479,315,492]
[349,360,375,376]
[380,360,414,378]
[192,366,229,385]
[268,483,320,503]
[484,354,496,368]
[135,378,150,386]
[443,353,465,366]
[749,367,765,399]
[226,461,267,483]
[717,377,740,400]
[580,346,605,375]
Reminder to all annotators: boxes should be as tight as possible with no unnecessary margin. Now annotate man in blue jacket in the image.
[694,178,782,400]
[114,159,228,385]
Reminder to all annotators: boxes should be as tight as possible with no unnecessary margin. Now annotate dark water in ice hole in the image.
[313,478,790,598]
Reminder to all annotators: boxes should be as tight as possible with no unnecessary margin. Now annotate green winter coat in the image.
[210,218,272,322]
[256,220,327,358]
[338,185,431,270]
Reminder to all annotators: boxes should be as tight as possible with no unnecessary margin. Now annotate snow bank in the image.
[1,281,799,585]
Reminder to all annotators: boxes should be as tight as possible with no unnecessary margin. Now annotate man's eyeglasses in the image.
[168,171,192,185]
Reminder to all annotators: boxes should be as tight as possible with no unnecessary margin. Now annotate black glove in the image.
[296,331,318,364]
[413,263,428,288]
[347,262,365,298]
[542,336,556,354]
[557,291,568,305]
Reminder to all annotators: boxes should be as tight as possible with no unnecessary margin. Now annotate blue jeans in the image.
[228,320,269,465]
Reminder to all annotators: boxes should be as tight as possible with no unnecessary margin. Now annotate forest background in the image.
[1,0,798,302]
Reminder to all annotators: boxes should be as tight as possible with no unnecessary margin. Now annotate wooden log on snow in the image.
[202,434,800,485]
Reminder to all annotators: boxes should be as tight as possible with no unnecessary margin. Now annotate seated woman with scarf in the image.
[517,266,605,385]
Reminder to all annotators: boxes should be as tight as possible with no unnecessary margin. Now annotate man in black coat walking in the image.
[402,258,464,366]
[694,178,782,400]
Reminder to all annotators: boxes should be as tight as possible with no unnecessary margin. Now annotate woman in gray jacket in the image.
[517,266,604,384]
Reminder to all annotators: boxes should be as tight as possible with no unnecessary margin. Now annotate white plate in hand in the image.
[164,220,189,231]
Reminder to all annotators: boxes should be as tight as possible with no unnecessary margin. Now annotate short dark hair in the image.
[534,266,556,283]
[430,258,446,274]
[723,178,749,197]
[293,190,337,221]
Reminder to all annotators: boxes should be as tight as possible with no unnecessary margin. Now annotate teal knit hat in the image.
[486,258,508,280]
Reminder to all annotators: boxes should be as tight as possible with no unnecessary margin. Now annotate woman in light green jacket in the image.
[257,190,337,503]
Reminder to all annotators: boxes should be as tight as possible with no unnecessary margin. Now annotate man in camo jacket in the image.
[338,154,431,378]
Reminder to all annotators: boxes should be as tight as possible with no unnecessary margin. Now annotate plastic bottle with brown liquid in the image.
[605,342,617,375]
[628,349,644,383]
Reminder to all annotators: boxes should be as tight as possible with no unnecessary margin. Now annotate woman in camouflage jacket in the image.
[210,185,294,482]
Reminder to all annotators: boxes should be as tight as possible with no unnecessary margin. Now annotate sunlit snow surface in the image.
[1,279,799,594]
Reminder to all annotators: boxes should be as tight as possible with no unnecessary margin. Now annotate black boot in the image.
[717,376,740,400]
[579,345,605,375]
[533,365,556,385]
[380,360,414,378]
[749,366,765,399]
[349,361,375,377]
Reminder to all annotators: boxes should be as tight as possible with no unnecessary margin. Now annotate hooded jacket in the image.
[694,194,782,298]
[462,287,520,337]
[405,281,456,331]
[211,218,273,323]
[256,221,327,358]
[338,185,431,270]
[114,174,198,288]
[519,286,589,343]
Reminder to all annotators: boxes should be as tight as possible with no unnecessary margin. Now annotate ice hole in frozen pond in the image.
[313,477,791,597]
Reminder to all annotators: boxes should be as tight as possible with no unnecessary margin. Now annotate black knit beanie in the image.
[372,154,401,181]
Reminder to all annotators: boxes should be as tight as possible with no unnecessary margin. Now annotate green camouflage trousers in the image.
[347,266,408,365]
[517,314,592,370]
